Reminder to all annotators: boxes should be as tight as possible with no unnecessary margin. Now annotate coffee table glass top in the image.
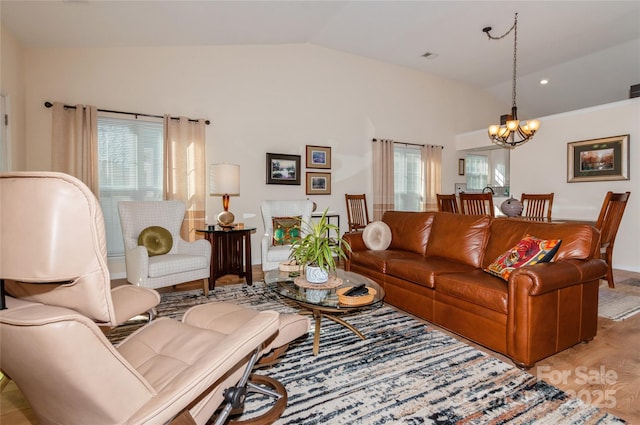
[264,269,384,309]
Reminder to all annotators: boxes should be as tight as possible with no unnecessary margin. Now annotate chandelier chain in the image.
[512,13,518,109]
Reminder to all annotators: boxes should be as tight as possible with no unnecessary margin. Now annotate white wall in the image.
[457,99,640,272]
[22,43,505,268]
[0,25,27,170]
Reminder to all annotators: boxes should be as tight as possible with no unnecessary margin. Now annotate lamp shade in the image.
[209,163,240,196]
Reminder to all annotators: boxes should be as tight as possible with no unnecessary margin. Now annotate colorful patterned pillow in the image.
[484,234,562,281]
[272,216,302,246]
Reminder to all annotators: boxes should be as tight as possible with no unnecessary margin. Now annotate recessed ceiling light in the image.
[539,79,549,85]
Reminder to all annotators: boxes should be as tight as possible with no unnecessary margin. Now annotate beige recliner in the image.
[0,172,308,425]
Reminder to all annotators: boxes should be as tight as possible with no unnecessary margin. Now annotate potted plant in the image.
[289,209,351,283]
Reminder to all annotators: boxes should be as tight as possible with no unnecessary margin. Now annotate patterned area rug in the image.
[108,283,625,424]
[599,279,640,321]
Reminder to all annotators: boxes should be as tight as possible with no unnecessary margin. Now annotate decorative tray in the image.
[336,286,377,306]
[294,275,343,290]
[279,260,303,272]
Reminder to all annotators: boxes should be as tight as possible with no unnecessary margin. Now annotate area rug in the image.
[598,279,640,321]
[109,283,625,424]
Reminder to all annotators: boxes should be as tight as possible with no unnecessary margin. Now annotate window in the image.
[98,116,163,257]
[394,144,422,211]
[465,154,489,191]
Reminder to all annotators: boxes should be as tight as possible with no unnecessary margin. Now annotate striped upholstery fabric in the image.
[260,200,314,271]
[118,201,211,290]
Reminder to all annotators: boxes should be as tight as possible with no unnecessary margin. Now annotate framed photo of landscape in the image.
[306,172,331,195]
[305,145,331,169]
[266,153,301,185]
[567,135,629,183]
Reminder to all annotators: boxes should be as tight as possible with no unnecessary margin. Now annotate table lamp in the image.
[210,163,240,227]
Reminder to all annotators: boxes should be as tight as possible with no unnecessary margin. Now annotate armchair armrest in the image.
[125,246,150,286]
[176,238,211,258]
[110,285,160,326]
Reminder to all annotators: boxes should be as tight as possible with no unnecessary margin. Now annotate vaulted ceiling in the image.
[2,1,639,118]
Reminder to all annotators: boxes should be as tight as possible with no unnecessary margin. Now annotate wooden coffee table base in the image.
[301,307,366,356]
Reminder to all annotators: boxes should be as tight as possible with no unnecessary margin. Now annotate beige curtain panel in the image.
[422,144,443,212]
[372,139,395,221]
[51,102,99,196]
[163,116,207,241]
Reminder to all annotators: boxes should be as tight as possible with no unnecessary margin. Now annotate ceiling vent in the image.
[630,84,640,99]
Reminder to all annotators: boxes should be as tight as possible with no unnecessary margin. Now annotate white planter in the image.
[305,265,329,283]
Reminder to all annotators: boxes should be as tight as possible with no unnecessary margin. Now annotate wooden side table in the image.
[197,226,256,289]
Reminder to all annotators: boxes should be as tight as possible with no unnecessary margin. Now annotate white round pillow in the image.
[362,221,392,251]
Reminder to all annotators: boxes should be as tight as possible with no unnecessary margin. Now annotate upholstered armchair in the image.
[261,199,314,271]
[0,172,309,425]
[118,201,211,295]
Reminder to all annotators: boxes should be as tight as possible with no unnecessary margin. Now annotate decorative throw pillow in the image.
[138,226,173,257]
[362,221,392,251]
[485,234,561,281]
[272,216,302,246]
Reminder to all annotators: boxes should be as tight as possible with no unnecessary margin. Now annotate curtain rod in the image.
[44,101,210,125]
[372,138,443,149]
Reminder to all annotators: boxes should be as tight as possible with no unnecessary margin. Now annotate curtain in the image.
[422,144,443,212]
[164,116,207,241]
[372,139,395,221]
[51,102,99,196]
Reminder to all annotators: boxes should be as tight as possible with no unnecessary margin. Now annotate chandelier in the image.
[483,13,540,148]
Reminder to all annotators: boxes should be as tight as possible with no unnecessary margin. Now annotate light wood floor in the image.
[2,268,638,424]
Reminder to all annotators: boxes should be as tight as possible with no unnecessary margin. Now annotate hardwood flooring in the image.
[2,268,638,424]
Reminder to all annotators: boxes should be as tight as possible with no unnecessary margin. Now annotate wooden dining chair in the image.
[436,194,459,213]
[520,193,554,221]
[459,193,495,217]
[345,194,370,232]
[595,191,631,288]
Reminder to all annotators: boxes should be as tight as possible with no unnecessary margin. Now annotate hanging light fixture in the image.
[484,13,540,148]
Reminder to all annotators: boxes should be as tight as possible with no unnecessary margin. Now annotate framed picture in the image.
[305,145,331,169]
[458,158,465,176]
[306,172,331,195]
[266,153,301,185]
[567,135,629,182]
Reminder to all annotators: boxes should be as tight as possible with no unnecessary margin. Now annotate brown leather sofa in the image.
[343,211,607,368]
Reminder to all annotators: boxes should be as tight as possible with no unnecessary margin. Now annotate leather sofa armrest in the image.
[342,231,366,253]
[509,259,607,297]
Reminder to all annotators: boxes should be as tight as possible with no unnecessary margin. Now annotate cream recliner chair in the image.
[260,199,314,271]
[118,200,211,296]
[0,172,308,425]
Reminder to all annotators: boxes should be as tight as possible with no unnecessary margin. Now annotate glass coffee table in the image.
[264,269,385,355]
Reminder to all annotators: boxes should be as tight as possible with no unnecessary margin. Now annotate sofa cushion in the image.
[362,221,392,250]
[382,211,434,255]
[425,213,491,267]
[484,234,562,281]
[350,249,414,274]
[386,257,476,288]
[483,218,598,268]
[436,270,509,314]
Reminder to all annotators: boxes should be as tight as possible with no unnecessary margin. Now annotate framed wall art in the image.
[306,172,331,195]
[305,145,331,169]
[266,153,301,185]
[567,135,629,183]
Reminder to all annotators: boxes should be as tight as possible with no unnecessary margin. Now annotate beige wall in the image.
[457,99,640,272]
[23,43,506,266]
[0,25,26,170]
